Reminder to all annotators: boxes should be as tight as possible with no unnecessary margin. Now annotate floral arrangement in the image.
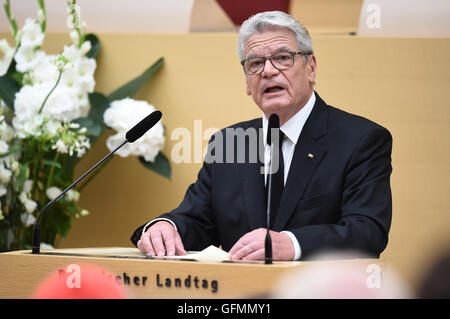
[0,0,170,251]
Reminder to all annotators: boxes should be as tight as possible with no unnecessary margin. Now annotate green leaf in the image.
[87,92,109,127]
[85,33,100,58]
[0,75,20,110]
[107,57,164,101]
[72,117,102,138]
[65,202,78,216]
[17,162,29,193]
[53,210,71,237]
[138,152,171,179]
[42,159,62,169]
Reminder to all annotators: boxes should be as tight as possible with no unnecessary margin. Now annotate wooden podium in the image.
[0,247,383,298]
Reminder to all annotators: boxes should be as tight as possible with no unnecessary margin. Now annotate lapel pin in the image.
[308,153,314,158]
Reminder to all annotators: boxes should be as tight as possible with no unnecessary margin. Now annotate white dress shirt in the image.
[144,92,316,260]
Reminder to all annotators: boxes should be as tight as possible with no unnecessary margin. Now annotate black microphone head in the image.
[126,110,162,143]
[267,113,280,145]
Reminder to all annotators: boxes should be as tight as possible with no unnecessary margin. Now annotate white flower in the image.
[21,212,36,227]
[10,160,19,176]
[43,86,86,122]
[80,209,89,216]
[13,82,88,132]
[74,57,96,93]
[14,46,45,73]
[0,120,15,143]
[19,192,37,214]
[20,18,44,49]
[37,9,45,24]
[0,164,12,184]
[23,179,33,193]
[103,98,165,162]
[52,139,68,154]
[70,30,79,44]
[66,189,79,202]
[32,54,59,83]
[0,140,8,154]
[46,186,62,200]
[40,242,54,250]
[0,39,15,76]
[13,83,49,126]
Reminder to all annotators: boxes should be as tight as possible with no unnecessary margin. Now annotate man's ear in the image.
[246,81,251,96]
[308,55,317,83]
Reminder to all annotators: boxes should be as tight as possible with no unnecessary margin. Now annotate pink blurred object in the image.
[32,263,128,299]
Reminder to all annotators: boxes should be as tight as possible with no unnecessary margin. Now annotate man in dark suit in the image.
[131,11,392,261]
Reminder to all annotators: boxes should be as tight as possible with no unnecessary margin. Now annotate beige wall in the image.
[290,0,363,34]
[2,31,450,290]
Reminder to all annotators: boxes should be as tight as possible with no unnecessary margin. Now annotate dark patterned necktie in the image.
[266,130,285,228]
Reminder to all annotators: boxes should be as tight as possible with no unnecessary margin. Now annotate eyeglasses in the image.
[240,51,312,76]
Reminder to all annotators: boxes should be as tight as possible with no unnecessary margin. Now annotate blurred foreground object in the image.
[32,263,128,299]
[418,250,450,299]
[271,251,413,299]
[359,0,450,37]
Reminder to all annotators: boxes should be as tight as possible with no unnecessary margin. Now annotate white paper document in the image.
[152,245,230,262]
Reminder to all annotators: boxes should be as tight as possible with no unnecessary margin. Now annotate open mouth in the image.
[264,86,284,93]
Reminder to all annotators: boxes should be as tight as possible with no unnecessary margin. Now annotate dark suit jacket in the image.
[131,93,393,259]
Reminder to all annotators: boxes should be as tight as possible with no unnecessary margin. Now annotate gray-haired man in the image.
[131,11,392,261]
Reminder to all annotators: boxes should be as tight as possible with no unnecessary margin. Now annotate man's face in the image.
[243,28,316,124]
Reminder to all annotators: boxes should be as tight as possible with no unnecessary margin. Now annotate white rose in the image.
[46,186,62,200]
[103,98,165,162]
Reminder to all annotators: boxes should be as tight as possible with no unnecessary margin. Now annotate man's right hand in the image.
[137,221,187,256]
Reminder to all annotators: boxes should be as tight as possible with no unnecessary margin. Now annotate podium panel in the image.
[0,248,383,298]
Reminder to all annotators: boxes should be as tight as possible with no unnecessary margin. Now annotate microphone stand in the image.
[32,140,128,254]
[265,142,274,264]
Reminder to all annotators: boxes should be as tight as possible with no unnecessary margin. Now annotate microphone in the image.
[31,110,162,254]
[265,113,280,264]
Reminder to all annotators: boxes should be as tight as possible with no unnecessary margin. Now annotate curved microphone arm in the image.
[32,140,128,254]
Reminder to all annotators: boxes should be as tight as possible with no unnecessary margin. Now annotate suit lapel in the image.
[273,93,329,231]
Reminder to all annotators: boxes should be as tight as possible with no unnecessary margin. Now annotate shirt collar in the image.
[262,91,316,146]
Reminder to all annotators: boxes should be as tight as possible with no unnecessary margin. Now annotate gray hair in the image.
[237,11,313,62]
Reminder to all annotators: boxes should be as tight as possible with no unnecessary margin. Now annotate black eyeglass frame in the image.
[240,51,313,76]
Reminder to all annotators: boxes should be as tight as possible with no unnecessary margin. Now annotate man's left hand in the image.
[229,228,294,261]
